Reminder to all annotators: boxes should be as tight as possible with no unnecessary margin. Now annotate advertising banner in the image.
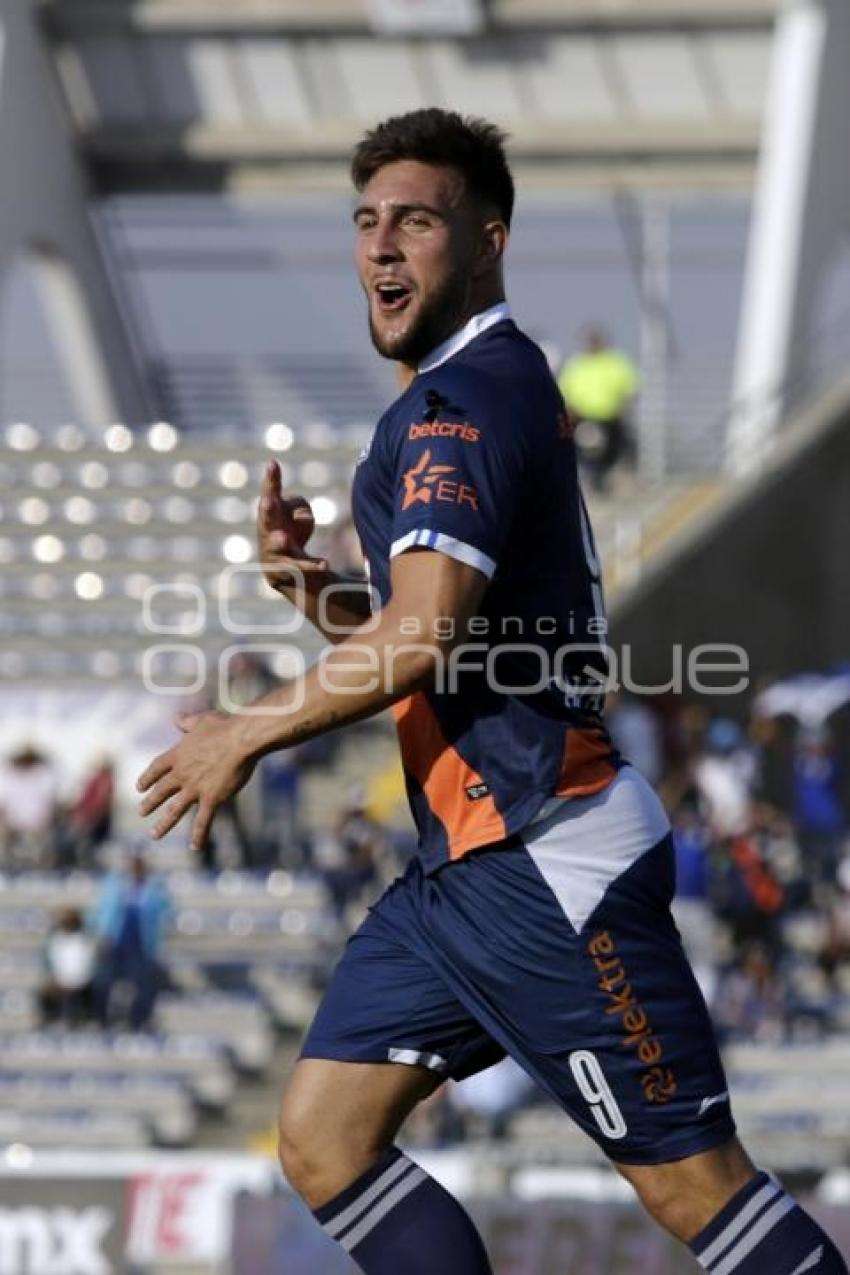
[126,1157,274,1266]
[0,1178,126,1275]
[0,1153,277,1272]
[231,1194,850,1275]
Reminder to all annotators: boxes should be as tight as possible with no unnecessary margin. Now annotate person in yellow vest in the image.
[558,327,639,492]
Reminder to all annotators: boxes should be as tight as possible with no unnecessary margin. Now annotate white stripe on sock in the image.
[324,1156,416,1240]
[339,1166,429,1252]
[697,1181,781,1268]
[710,1195,797,1275]
[789,1246,825,1275]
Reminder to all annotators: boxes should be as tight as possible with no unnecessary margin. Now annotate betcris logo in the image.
[408,421,480,443]
[401,450,479,512]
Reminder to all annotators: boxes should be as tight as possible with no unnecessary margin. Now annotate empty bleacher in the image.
[0,866,342,1151]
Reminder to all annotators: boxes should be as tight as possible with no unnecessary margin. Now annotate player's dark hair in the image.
[351,108,515,228]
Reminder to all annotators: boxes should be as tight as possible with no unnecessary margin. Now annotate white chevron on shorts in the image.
[789,1247,825,1275]
[521,766,671,931]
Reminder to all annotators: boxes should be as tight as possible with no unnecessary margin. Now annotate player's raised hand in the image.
[258,458,329,592]
[136,710,256,851]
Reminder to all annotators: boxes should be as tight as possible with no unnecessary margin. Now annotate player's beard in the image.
[368,270,470,367]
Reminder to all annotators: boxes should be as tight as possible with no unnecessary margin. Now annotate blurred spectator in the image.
[714,826,785,954]
[59,754,115,869]
[692,718,757,838]
[38,908,97,1027]
[606,692,664,786]
[366,757,410,835]
[206,651,280,869]
[820,857,850,986]
[91,854,173,1031]
[263,751,304,867]
[448,1059,535,1142]
[557,326,638,492]
[671,804,718,1003]
[748,708,794,812]
[792,727,846,887]
[0,743,60,871]
[313,787,385,920]
[714,943,787,1044]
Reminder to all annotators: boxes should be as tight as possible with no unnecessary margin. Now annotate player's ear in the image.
[473,219,508,277]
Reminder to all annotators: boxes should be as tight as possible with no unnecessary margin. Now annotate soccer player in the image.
[137,110,848,1275]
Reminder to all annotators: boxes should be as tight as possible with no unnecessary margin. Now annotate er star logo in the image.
[401,449,479,512]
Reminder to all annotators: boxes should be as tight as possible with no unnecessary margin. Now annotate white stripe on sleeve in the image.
[390,530,496,579]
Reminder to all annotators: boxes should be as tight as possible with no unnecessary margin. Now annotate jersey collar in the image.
[416,302,513,375]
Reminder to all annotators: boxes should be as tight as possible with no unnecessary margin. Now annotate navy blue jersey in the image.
[351,308,620,871]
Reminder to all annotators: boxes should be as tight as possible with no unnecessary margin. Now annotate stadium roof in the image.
[45,1,779,31]
[41,0,778,191]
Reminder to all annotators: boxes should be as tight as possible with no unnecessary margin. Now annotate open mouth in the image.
[375,281,413,314]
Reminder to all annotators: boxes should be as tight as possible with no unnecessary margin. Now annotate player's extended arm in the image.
[257,459,372,643]
[137,549,488,848]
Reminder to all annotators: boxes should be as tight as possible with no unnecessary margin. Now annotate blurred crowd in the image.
[604,687,850,1046]
[3,657,849,1147]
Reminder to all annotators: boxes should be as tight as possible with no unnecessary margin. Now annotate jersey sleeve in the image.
[388,374,527,580]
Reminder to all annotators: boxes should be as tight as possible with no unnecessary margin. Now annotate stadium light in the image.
[6,422,39,451]
[74,572,104,601]
[223,534,252,563]
[219,461,249,490]
[265,422,294,451]
[124,498,153,525]
[312,496,338,527]
[64,496,96,524]
[104,424,133,453]
[148,421,179,452]
[19,497,50,526]
[55,424,85,452]
[172,460,201,488]
[80,461,109,489]
[32,534,64,564]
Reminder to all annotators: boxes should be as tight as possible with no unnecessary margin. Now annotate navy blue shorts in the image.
[302,768,735,1165]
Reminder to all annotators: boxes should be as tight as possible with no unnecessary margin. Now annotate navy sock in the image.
[314,1147,493,1274]
[689,1171,849,1274]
